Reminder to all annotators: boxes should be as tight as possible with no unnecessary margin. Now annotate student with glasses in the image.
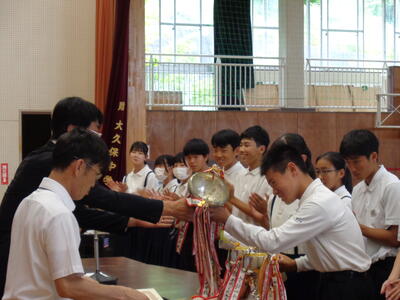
[0,97,192,297]
[315,152,352,210]
[3,129,148,300]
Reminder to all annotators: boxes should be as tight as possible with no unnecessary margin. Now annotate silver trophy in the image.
[188,171,229,206]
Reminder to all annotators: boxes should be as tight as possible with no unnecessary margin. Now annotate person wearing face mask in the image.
[172,152,192,197]
[154,154,179,193]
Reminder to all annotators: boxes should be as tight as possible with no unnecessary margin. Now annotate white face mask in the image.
[173,167,190,181]
[154,167,168,182]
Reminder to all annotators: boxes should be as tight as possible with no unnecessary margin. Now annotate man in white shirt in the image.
[211,143,373,300]
[211,129,246,184]
[229,126,272,227]
[340,129,400,300]
[3,128,147,300]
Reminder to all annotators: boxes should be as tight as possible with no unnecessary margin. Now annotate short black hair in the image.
[261,144,308,175]
[174,152,187,166]
[340,129,379,158]
[155,154,175,168]
[51,97,103,140]
[270,133,316,179]
[183,138,210,156]
[240,125,270,148]
[316,151,353,193]
[53,127,110,173]
[130,141,149,156]
[211,129,240,149]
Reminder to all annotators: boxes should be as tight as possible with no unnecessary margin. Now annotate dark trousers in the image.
[0,234,10,298]
[318,270,374,300]
[368,256,396,300]
[284,253,319,300]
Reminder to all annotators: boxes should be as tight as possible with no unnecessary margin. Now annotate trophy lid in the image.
[188,171,229,206]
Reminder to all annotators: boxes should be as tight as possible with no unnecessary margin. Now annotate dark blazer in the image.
[0,140,163,296]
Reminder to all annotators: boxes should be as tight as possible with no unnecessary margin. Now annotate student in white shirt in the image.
[123,141,160,194]
[315,151,352,210]
[257,133,318,300]
[165,140,210,199]
[340,129,400,300]
[229,126,272,227]
[210,129,246,184]
[154,154,179,193]
[3,128,147,300]
[211,143,373,300]
[171,152,192,198]
[183,138,210,174]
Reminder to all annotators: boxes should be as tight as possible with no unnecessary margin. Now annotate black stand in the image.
[85,231,118,285]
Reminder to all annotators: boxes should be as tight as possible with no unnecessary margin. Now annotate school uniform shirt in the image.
[225,179,371,273]
[352,165,400,262]
[124,164,160,194]
[232,167,272,225]
[3,178,83,300]
[224,161,246,185]
[0,142,163,297]
[334,185,352,210]
[175,182,189,197]
[269,197,307,255]
[158,178,179,193]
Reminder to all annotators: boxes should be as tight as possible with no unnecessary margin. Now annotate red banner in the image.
[101,0,130,183]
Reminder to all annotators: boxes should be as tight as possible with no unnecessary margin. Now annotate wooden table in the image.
[82,257,199,300]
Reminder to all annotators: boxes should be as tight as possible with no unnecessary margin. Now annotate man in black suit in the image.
[0,97,192,296]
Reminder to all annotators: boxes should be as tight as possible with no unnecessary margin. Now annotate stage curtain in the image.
[95,0,116,113]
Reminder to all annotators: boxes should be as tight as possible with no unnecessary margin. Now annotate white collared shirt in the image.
[124,164,160,194]
[224,161,246,185]
[269,197,306,255]
[232,167,272,224]
[334,185,352,210]
[352,165,400,262]
[159,178,179,193]
[225,179,371,273]
[3,178,83,300]
[175,182,189,197]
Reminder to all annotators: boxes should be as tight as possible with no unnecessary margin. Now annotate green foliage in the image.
[305,0,320,5]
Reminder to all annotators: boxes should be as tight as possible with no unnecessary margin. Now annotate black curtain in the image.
[214,0,254,110]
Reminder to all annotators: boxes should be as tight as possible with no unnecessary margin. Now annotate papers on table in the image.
[138,288,163,300]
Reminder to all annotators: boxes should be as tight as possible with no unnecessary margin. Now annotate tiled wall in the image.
[0,0,96,200]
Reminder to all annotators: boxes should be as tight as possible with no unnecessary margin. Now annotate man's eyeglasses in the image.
[74,157,103,180]
[89,129,102,137]
[315,169,337,176]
